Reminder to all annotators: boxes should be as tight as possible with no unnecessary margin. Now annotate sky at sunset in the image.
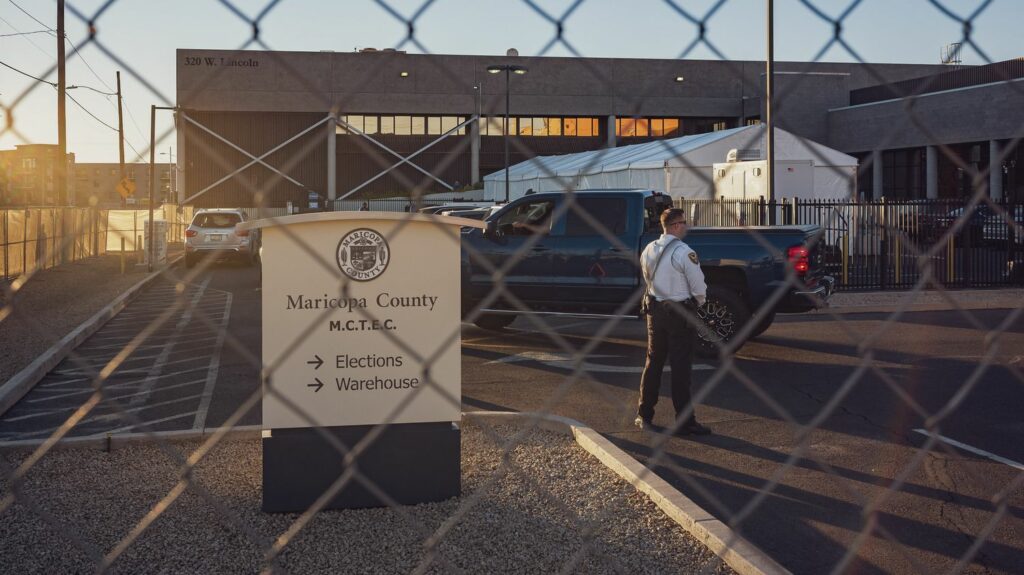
[0,0,1019,162]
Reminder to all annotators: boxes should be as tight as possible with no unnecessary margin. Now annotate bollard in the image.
[895,235,902,285]
[120,237,126,275]
[137,234,143,264]
[947,235,955,283]
[842,234,849,285]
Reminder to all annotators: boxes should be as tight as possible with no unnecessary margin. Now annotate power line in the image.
[0,57,53,85]
[8,0,55,34]
[0,57,137,153]
[66,36,115,93]
[0,29,50,37]
[0,14,52,58]
[0,57,115,96]
[6,0,115,93]
[121,95,149,142]
[64,91,116,132]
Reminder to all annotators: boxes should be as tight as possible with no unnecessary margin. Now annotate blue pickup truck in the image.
[460,189,834,356]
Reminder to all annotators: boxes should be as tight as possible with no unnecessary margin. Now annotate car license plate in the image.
[207,234,224,242]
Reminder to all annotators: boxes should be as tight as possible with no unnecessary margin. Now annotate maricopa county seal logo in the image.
[336,228,390,281]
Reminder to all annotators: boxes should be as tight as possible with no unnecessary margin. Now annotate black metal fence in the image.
[679,197,1023,291]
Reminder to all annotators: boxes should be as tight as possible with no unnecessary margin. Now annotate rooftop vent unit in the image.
[726,148,762,162]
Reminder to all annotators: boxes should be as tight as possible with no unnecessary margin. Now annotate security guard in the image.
[635,208,711,436]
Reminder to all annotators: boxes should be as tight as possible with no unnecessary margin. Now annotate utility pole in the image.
[765,0,776,225]
[149,105,157,272]
[117,71,126,207]
[56,0,67,206]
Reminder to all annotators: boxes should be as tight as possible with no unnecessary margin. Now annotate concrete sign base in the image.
[262,422,461,513]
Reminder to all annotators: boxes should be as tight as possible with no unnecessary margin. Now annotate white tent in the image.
[482,125,858,202]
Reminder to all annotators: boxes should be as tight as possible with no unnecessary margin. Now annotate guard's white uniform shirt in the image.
[641,235,707,306]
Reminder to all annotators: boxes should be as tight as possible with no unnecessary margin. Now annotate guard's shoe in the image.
[634,417,656,432]
[679,421,712,436]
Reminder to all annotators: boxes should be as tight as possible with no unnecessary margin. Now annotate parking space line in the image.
[4,393,207,441]
[72,393,207,431]
[193,292,233,431]
[26,377,207,405]
[129,277,211,409]
[30,367,212,397]
[90,411,199,437]
[913,429,1024,471]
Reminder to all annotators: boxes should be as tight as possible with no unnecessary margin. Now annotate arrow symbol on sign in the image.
[307,355,324,369]
[308,378,324,392]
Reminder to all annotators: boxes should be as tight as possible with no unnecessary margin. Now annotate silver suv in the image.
[184,208,258,268]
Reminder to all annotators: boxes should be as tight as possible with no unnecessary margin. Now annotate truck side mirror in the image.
[484,219,498,238]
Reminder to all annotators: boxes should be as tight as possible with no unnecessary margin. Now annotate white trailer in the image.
[712,160,815,201]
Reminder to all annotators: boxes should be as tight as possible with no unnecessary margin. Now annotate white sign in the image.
[248,213,482,430]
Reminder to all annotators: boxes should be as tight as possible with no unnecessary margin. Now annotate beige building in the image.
[0,144,75,207]
[72,163,174,207]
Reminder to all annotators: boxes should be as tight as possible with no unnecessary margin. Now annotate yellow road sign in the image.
[116,178,137,199]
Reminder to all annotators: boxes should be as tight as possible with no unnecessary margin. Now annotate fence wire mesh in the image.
[1,1,1023,574]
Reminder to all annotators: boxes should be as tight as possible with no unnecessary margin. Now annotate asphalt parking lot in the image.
[2,263,1022,574]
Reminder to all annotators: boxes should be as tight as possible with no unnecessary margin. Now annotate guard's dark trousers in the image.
[638,300,696,424]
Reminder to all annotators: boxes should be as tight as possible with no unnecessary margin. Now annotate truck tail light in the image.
[185,229,197,238]
[788,245,809,276]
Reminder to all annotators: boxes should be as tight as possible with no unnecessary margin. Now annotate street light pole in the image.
[487,64,528,203]
[504,67,510,203]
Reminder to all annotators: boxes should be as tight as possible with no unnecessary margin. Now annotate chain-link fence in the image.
[2,1,1024,574]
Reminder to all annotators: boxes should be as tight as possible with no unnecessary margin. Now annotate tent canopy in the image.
[482,125,858,201]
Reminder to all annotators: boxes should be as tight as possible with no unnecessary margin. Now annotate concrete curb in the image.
[0,254,183,418]
[2,412,790,575]
[822,288,1023,315]
[462,411,792,575]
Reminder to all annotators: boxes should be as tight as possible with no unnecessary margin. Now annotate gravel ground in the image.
[0,254,154,384]
[0,424,736,574]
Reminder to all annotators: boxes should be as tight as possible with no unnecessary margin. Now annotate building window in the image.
[411,116,425,135]
[713,121,728,131]
[394,116,412,135]
[617,117,680,138]
[745,117,761,126]
[479,116,598,137]
[22,158,37,169]
[364,116,379,135]
[578,118,597,137]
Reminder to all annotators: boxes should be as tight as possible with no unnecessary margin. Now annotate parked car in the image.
[442,206,502,220]
[461,189,834,357]
[184,208,258,268]
[982,205,1024,246]
[920,204,993,245]
[418,203,491,215]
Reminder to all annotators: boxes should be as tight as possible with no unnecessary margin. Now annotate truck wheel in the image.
[748,309,776,339]
[694,287,750,358]
[473,314,517,331]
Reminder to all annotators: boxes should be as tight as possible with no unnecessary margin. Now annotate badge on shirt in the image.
[688,251,699,265]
